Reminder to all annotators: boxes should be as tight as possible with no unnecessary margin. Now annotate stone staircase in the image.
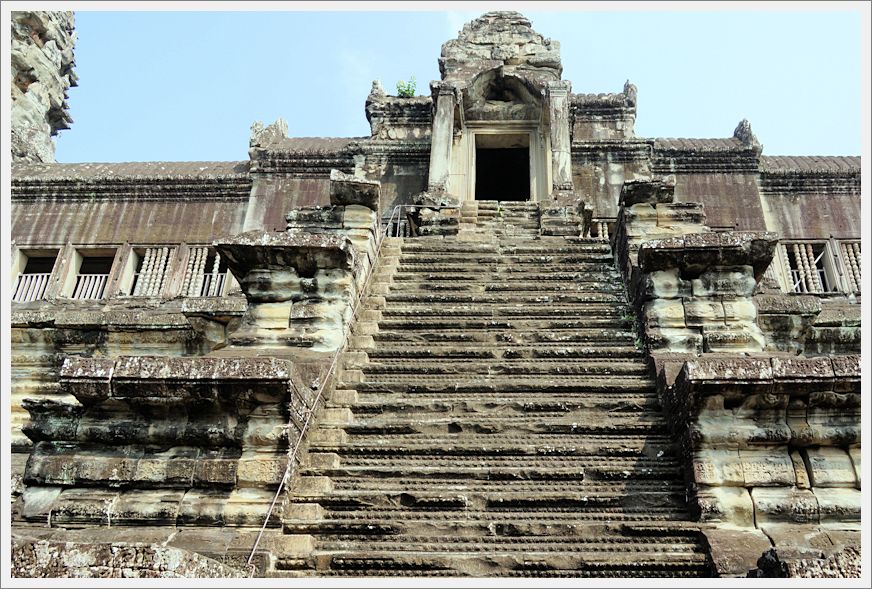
[281,201,710,577]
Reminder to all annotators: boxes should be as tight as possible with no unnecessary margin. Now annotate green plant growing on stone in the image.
[396,76,416,97]
[620,312,635,324]
[633,337,644,350]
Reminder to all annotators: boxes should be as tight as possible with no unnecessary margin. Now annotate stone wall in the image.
[12,540,245,578]
[13,169,384,573]
[614,174,862,577]
[11,11,76,163]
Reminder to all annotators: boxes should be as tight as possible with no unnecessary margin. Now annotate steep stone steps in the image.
[282,201,707,577]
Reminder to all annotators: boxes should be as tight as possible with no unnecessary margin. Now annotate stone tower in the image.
[427,11,570,202]
[10,11,77,163]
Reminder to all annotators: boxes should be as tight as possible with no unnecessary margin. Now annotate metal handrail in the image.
[246,213,400,570]
[381,204,458,238]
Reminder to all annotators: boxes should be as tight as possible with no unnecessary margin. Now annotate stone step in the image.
[377,303,633,318]
[287,548,708,578]
[342,376,654,395]
[312,434,676,457]
[398,240,609,251]
[288,488,687,511]
[323,477,685,495]
[372,317,632,330]
[363,344,645,360]
[369,329,636,344]
[392,270,622,281]
[396,254,615,265]
[377,312,631,324]
[381,292,626,304]
[359,359,647,376]
[312,531,703,552]
[285,506,698,535]
[341,391,660,413]
[307,454,679,478]
[386,282,626,294]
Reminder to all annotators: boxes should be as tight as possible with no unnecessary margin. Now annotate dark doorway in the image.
[475,147,530,201]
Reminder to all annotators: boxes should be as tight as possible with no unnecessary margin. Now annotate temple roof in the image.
[265,137,364,153]
[759,155,860,174]
[11,161,249,181]
[653,137,747,152]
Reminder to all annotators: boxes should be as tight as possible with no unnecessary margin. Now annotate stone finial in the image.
[623,80,638,105]
[439,11,561,86]
[733,118,760,149]
[368,80,386,100]
[249,118,288,148]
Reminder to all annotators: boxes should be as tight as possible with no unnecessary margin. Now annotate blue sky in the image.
[52,6,865,163]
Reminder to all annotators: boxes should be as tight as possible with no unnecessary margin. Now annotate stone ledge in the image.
[11,538,246,578]
[679,354,859,391]
[59,356,297,406]
[638,231,778,278]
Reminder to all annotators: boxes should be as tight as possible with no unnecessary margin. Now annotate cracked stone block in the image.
[111,489,185,526]
[691,266,756,297]
[683,299,725,327]
[722,299,757,324]
[751,488,819,526]
[222,488,276,526]
[696,486,754,527]
[739,448,795,486]
[655,202,706,227]
[702,325,765,353]
[692,448,744,486]
[693,394,790,448]
[704,527,773,577]
[642,299,686,328]
[640,268,691,299]
[177,489,232,526]
[51,488,120,526]
[645,327,702,353]
[813,488,861,526]
[235,455,287,487]
[802,447,858,488]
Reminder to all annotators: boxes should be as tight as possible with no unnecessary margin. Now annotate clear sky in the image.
[50,3,865,163]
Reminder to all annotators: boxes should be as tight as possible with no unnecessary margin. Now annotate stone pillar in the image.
[427,84,457,195]
[546,80,573,193]
[218,170,381,353]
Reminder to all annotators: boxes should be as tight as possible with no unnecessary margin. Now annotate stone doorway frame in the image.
[454,122,551,203]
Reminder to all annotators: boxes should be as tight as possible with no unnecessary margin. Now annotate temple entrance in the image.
[474,134,531,201]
